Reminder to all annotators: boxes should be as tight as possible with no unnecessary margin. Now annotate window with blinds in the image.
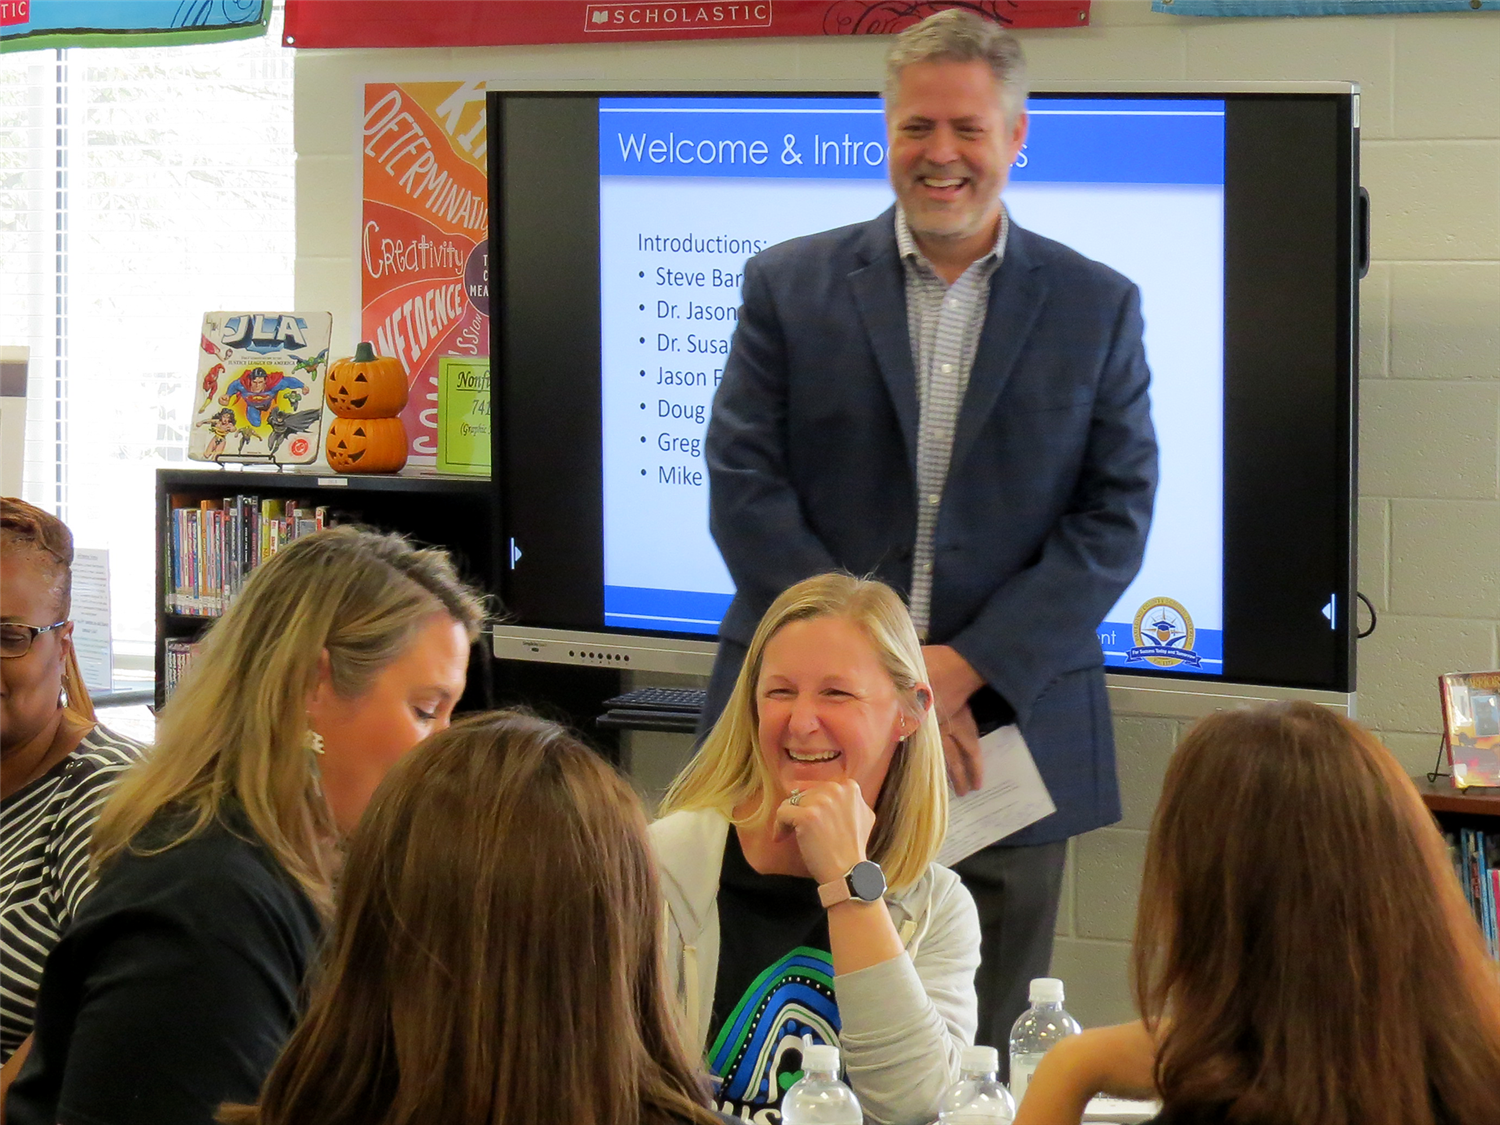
[0,6,294,684]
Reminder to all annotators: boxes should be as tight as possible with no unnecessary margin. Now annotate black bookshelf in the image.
[1417,777,1500,827]
[153,467,622,760]
[154,467,499,710]
[1417,778,1500,960]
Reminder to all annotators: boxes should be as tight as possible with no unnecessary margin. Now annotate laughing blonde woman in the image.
[654,573,979,1125]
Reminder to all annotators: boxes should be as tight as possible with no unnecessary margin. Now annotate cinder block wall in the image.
[293,2,1500,1028]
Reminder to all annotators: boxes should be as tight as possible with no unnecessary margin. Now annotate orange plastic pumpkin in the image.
[326,342,409,418]
[325,416,409,473]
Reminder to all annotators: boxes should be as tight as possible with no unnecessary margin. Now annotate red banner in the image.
[361,82,490,461]
[286,1,1089,48]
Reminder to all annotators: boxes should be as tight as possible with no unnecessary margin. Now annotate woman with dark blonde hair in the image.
[226,710,725,1125]
[1014,701,1500,1125]
[8,526,486,1125]
[0,498,145,1100]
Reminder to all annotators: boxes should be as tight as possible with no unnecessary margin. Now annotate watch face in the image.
[848,860,886,902]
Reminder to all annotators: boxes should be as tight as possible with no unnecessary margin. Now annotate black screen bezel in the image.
[489,90,1357,694]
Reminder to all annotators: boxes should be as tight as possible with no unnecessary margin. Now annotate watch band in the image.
[818,860,886,908]
[818,877,853,909]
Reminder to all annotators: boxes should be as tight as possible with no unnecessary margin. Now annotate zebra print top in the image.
[1,724,145,1061]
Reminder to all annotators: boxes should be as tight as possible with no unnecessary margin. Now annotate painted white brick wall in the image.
[292,1,1500,1030]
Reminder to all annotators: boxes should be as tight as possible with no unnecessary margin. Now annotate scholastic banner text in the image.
[286,0,1090,48]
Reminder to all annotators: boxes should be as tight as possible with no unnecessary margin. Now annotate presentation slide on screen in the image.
[599,96,1225,676]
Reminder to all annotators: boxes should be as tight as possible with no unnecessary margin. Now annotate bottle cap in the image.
[803,1043,840,1073]
[1029,977,1065,1004]
[961,1044,1000,1074]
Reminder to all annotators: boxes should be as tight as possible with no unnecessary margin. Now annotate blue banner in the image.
[600,96,1225,186]
[2,0,270,50]
[1100,621,1224,676]
[1153,0,1495,13]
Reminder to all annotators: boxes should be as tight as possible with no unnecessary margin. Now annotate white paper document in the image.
[0,345,28,496]
[936,724,1055,868]
[69,548,112,694]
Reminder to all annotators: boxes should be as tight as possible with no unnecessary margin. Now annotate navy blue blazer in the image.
[705,207,1158,844]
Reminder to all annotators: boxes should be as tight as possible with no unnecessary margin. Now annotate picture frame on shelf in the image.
[1440,670,1500,790]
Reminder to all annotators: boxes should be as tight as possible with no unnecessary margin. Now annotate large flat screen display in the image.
[492,86,1357,694]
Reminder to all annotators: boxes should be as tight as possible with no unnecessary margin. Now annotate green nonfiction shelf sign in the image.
[436,357,491,476]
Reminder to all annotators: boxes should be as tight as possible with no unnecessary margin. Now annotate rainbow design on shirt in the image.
[707,946,840,1115]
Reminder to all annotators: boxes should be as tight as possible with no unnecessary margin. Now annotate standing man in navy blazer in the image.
[702,10,1157,1053]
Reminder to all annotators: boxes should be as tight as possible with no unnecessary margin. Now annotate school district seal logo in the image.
[1127,597,1202,669]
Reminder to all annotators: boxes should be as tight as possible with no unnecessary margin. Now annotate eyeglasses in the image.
[0,621,68,658]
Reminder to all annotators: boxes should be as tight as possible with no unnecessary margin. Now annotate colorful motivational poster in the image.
[361,81,489,462]
[4,0,270,50]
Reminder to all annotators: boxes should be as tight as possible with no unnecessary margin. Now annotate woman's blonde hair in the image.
[92,526,486,913]
[223,711,722,1125]
[659,573,946,892]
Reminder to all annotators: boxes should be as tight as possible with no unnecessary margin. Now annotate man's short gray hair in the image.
[883,8,1029,125]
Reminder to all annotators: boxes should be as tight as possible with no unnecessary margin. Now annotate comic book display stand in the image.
[189,312,332,467]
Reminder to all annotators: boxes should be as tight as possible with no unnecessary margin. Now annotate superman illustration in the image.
[219,366,307,428]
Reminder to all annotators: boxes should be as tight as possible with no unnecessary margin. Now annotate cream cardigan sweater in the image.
[649,808,982,1125]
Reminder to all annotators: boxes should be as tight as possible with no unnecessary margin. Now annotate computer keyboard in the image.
[601,686,707,714]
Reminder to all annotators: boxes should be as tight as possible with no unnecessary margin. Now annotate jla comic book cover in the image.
[1441,670,1500,789]
[190,312,332,465]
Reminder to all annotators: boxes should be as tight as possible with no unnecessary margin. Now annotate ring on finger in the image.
[789,788,804,806]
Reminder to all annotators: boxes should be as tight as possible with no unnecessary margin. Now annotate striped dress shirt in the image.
[896,204,1010,637]
[0,724,145,1060]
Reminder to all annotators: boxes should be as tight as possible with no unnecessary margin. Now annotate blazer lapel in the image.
[848,211,919,471]
[950,226,1048,473]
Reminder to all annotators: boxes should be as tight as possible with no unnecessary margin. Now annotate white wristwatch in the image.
[817,859,887,908]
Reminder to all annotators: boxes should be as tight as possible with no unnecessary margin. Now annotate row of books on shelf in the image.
[1446,827,1500,961]
[163,638,202,700]
[167,495,331,616]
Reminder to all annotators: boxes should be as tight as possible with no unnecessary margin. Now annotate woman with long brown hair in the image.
[226,710,724,1125]
[1013,701,1500,1125]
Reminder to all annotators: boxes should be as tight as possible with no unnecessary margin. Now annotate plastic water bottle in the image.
[939,1044,1016,1123]
[781,1043,862,1125]
[1007,977,1081,1106]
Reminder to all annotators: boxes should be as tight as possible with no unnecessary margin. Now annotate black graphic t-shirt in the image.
[706,829,840,1123]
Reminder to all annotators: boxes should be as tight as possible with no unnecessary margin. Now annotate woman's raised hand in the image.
[1012,1022,1160,1125]
[773,779,876,886]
